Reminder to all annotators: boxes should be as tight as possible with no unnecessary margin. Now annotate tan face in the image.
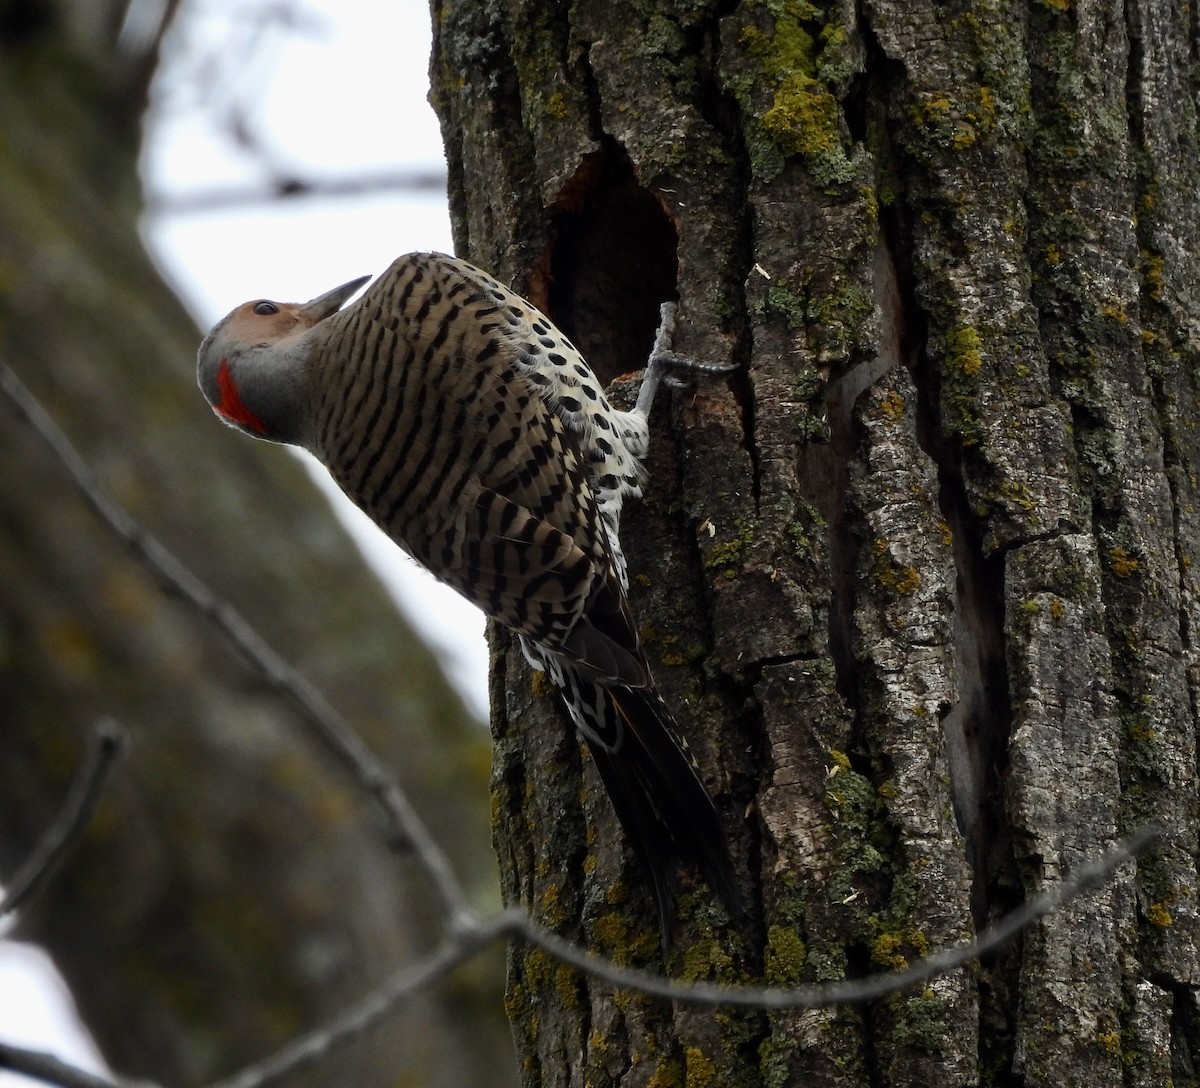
[214,299,317,350]
[197,274,372,441]
[195,299,317,439]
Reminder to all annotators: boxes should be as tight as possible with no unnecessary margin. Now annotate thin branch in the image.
[204,913,516,1088]
[0,719,127,920]
[0,1046,132,1088]
[506,824,1159,1008]
[0,822,1155,1088]
[144,169,448,216]
[0,362,475,934]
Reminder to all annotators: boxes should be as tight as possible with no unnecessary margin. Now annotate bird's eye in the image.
[252,301,279,316]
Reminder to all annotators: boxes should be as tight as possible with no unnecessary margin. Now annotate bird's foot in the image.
[634,302,736,418]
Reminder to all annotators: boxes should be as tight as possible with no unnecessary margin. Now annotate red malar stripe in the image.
[215,358,269,435]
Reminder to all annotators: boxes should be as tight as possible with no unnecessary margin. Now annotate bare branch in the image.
[0,719,127,920]
[201,827,1161,1088]
[204,912,517,1088]
[0,1045,133,1088]
[507,825,1159,1008]
[144,169,448,216]
[0,362,1158,1088]
[0,362,475,933]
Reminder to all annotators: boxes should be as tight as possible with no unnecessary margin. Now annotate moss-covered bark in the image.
[431,0,1200,1083]
[0,5,512,1087]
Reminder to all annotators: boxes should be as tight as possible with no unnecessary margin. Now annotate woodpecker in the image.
[197,252,739,942]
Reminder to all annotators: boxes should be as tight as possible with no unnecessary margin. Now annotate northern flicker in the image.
[197,252,739,942]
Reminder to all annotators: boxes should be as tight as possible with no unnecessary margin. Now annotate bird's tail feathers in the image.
[570,679,743,944]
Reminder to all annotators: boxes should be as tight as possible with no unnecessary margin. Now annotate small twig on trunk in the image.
[0,719,126,920]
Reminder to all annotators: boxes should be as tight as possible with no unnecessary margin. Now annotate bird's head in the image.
[197,274,371,444]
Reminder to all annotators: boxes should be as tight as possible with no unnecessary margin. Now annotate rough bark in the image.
[0,5,512,1087]
[431,0,1200,1084]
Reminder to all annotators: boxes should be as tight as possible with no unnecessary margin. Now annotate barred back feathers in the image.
[197,252,740,944]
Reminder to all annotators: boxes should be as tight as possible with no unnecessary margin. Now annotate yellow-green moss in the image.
[591,910,659,965]
[871,926,929,971]
[944,323,983,375]
[872,538,921,596]
[554,963,579,1008]
[998,478,1037,512]
[765,924,807,985]
[1108,546,1139,577]
[1146,900,1173,927]
[761,73,841,160]
[680,935,735,982]
[1142,250,1164,300]
[523,948,554,992]
[730,4,854,185]
[739,19,815,83]
[878,389,906,420]
[605,879,629,905]
[684,1046,717,1088]
[537,882,570,929]
[910,91,953,127]
[1129,718,1156,743]
[703,518,755,572]
[647,1057,684,1088]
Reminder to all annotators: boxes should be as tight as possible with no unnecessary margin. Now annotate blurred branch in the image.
[0,1046,127,1088]
[144,169,448,215]
[507,824,1159,1009]
[0,362,475,935]
[0,720,127,920]
[206,913,515,1088]
[0,360,1160,1088]
[0,830,1157,1088]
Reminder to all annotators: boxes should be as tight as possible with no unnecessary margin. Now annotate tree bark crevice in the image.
[429,0,1200,1083]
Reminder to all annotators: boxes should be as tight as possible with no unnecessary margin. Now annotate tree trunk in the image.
[0,5,512,1087]
[430,0,1198,1083]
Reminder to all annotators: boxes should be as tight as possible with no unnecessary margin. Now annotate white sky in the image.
[144,0,488,719]
[1,0,482,1079]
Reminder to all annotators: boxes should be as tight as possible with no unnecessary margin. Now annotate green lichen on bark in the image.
[721,0,856,185]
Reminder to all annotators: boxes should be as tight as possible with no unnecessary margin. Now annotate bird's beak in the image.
[299,275,372,322]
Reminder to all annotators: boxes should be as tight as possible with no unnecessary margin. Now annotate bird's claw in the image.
[634,303,736,417]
